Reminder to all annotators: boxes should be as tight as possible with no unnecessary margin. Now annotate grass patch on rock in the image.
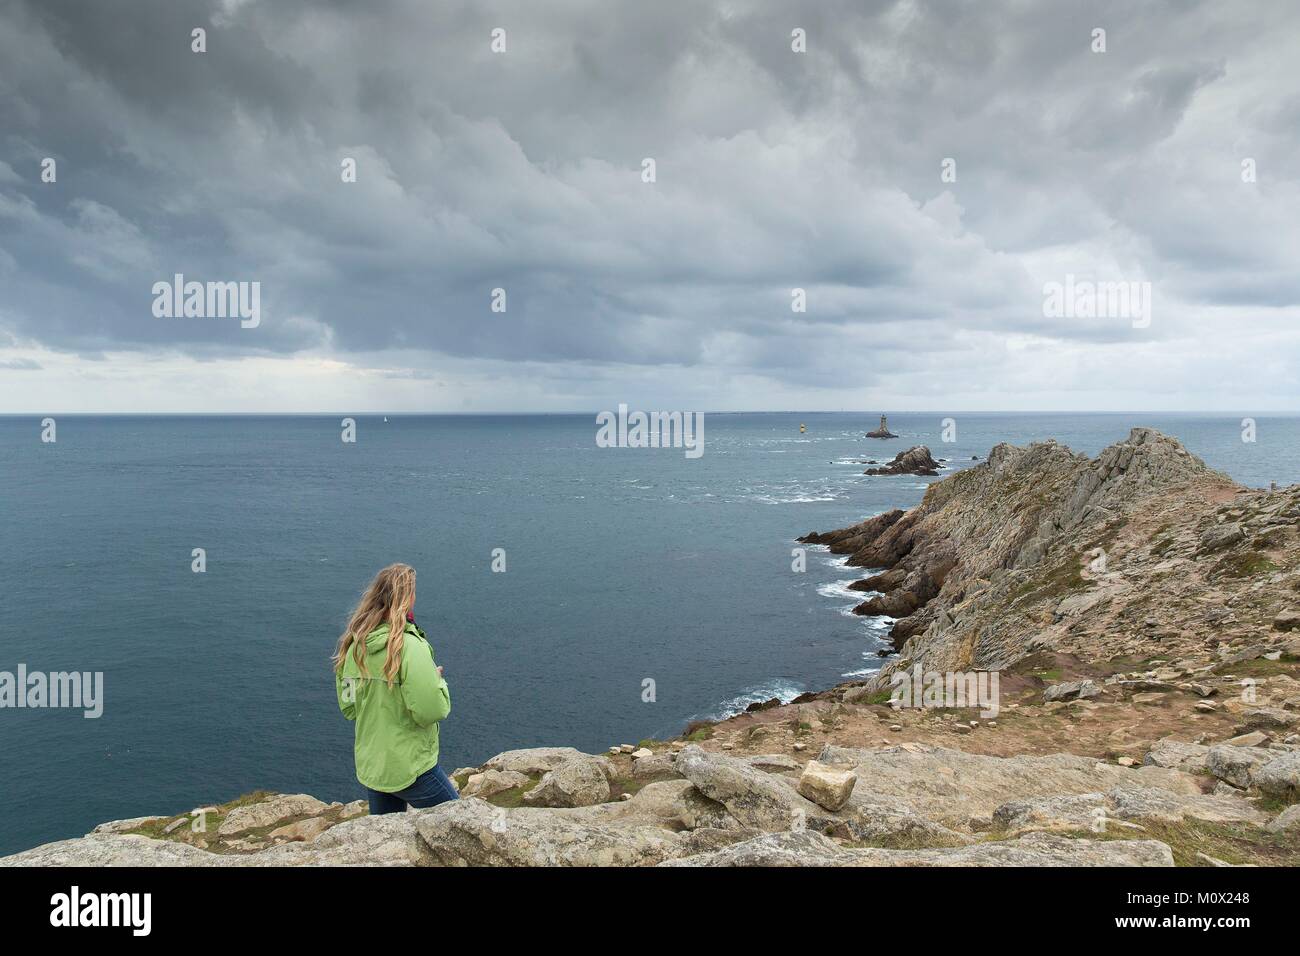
[1058,819,1300,867]
[1213,550,1278,579]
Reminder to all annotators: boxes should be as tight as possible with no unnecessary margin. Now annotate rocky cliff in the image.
[6,429,1298,867]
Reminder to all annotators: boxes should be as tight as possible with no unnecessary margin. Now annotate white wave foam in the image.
[694,679,806,722]
[840,666,881,678]
[816,579,864,601]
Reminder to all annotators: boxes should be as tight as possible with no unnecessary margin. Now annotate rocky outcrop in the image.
[8,730,1294,867]
[863,446,940,477]
[798,428,1264,674]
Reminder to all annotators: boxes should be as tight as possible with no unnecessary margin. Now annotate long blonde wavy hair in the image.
[333,563,416,686]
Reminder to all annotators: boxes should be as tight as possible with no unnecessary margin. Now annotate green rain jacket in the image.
[336,621,451,792]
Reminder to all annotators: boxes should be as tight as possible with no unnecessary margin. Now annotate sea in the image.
[0,411,1296,854]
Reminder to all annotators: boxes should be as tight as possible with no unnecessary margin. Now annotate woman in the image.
[333,563,457,814]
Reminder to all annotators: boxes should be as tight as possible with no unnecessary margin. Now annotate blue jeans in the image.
[366,763,460,815]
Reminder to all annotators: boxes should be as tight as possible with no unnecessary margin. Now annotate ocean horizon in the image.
[1,410,1297,855]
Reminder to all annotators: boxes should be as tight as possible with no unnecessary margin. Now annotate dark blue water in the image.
[1,412,1296,854]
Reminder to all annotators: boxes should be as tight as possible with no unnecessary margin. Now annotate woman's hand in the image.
[437,666,444,677]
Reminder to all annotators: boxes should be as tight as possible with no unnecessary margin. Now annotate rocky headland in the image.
[6,428,1298,867]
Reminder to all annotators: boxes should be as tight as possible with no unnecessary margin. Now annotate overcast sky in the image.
[1,0,1298,412]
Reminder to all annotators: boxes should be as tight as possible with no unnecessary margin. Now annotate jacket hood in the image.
[363,621,418,653]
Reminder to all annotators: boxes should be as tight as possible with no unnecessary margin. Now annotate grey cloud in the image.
[0,0,1298,404]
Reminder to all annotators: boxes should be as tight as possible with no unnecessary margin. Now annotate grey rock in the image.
[0,835,219,867]
[1106,787,1267,825]
[461,769,531,799]
[630,754,680,779]
[554,779,741,832]
[483,747,595,775]
[1143,739,1210,774]
[1265,805,1300,833]
[1199,523,1245,553]
[1239,708,1299,731]
[252,812,434,866]
[521,759,611,808]
[1253,751,1300,800]
[217,794,330,836]
[676,745,963,845]
[414,798,689,867]
[1043,680,1101,703]
[89,816,168,836]
[816,744,1199,825]
[992,793,1107,832]
[1205,745,1271,789]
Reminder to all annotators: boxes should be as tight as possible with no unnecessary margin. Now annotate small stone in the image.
[1195,701,1220,713]
[793,742,807,752]
[162,818,187,835]
[1116,757,1135,767]
[1043,679,1103,703]
[619,745,636,754]
[631,748,654,760]
[796,761,857,811]
[1225,731,1269,747]
[889,724,903,732]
